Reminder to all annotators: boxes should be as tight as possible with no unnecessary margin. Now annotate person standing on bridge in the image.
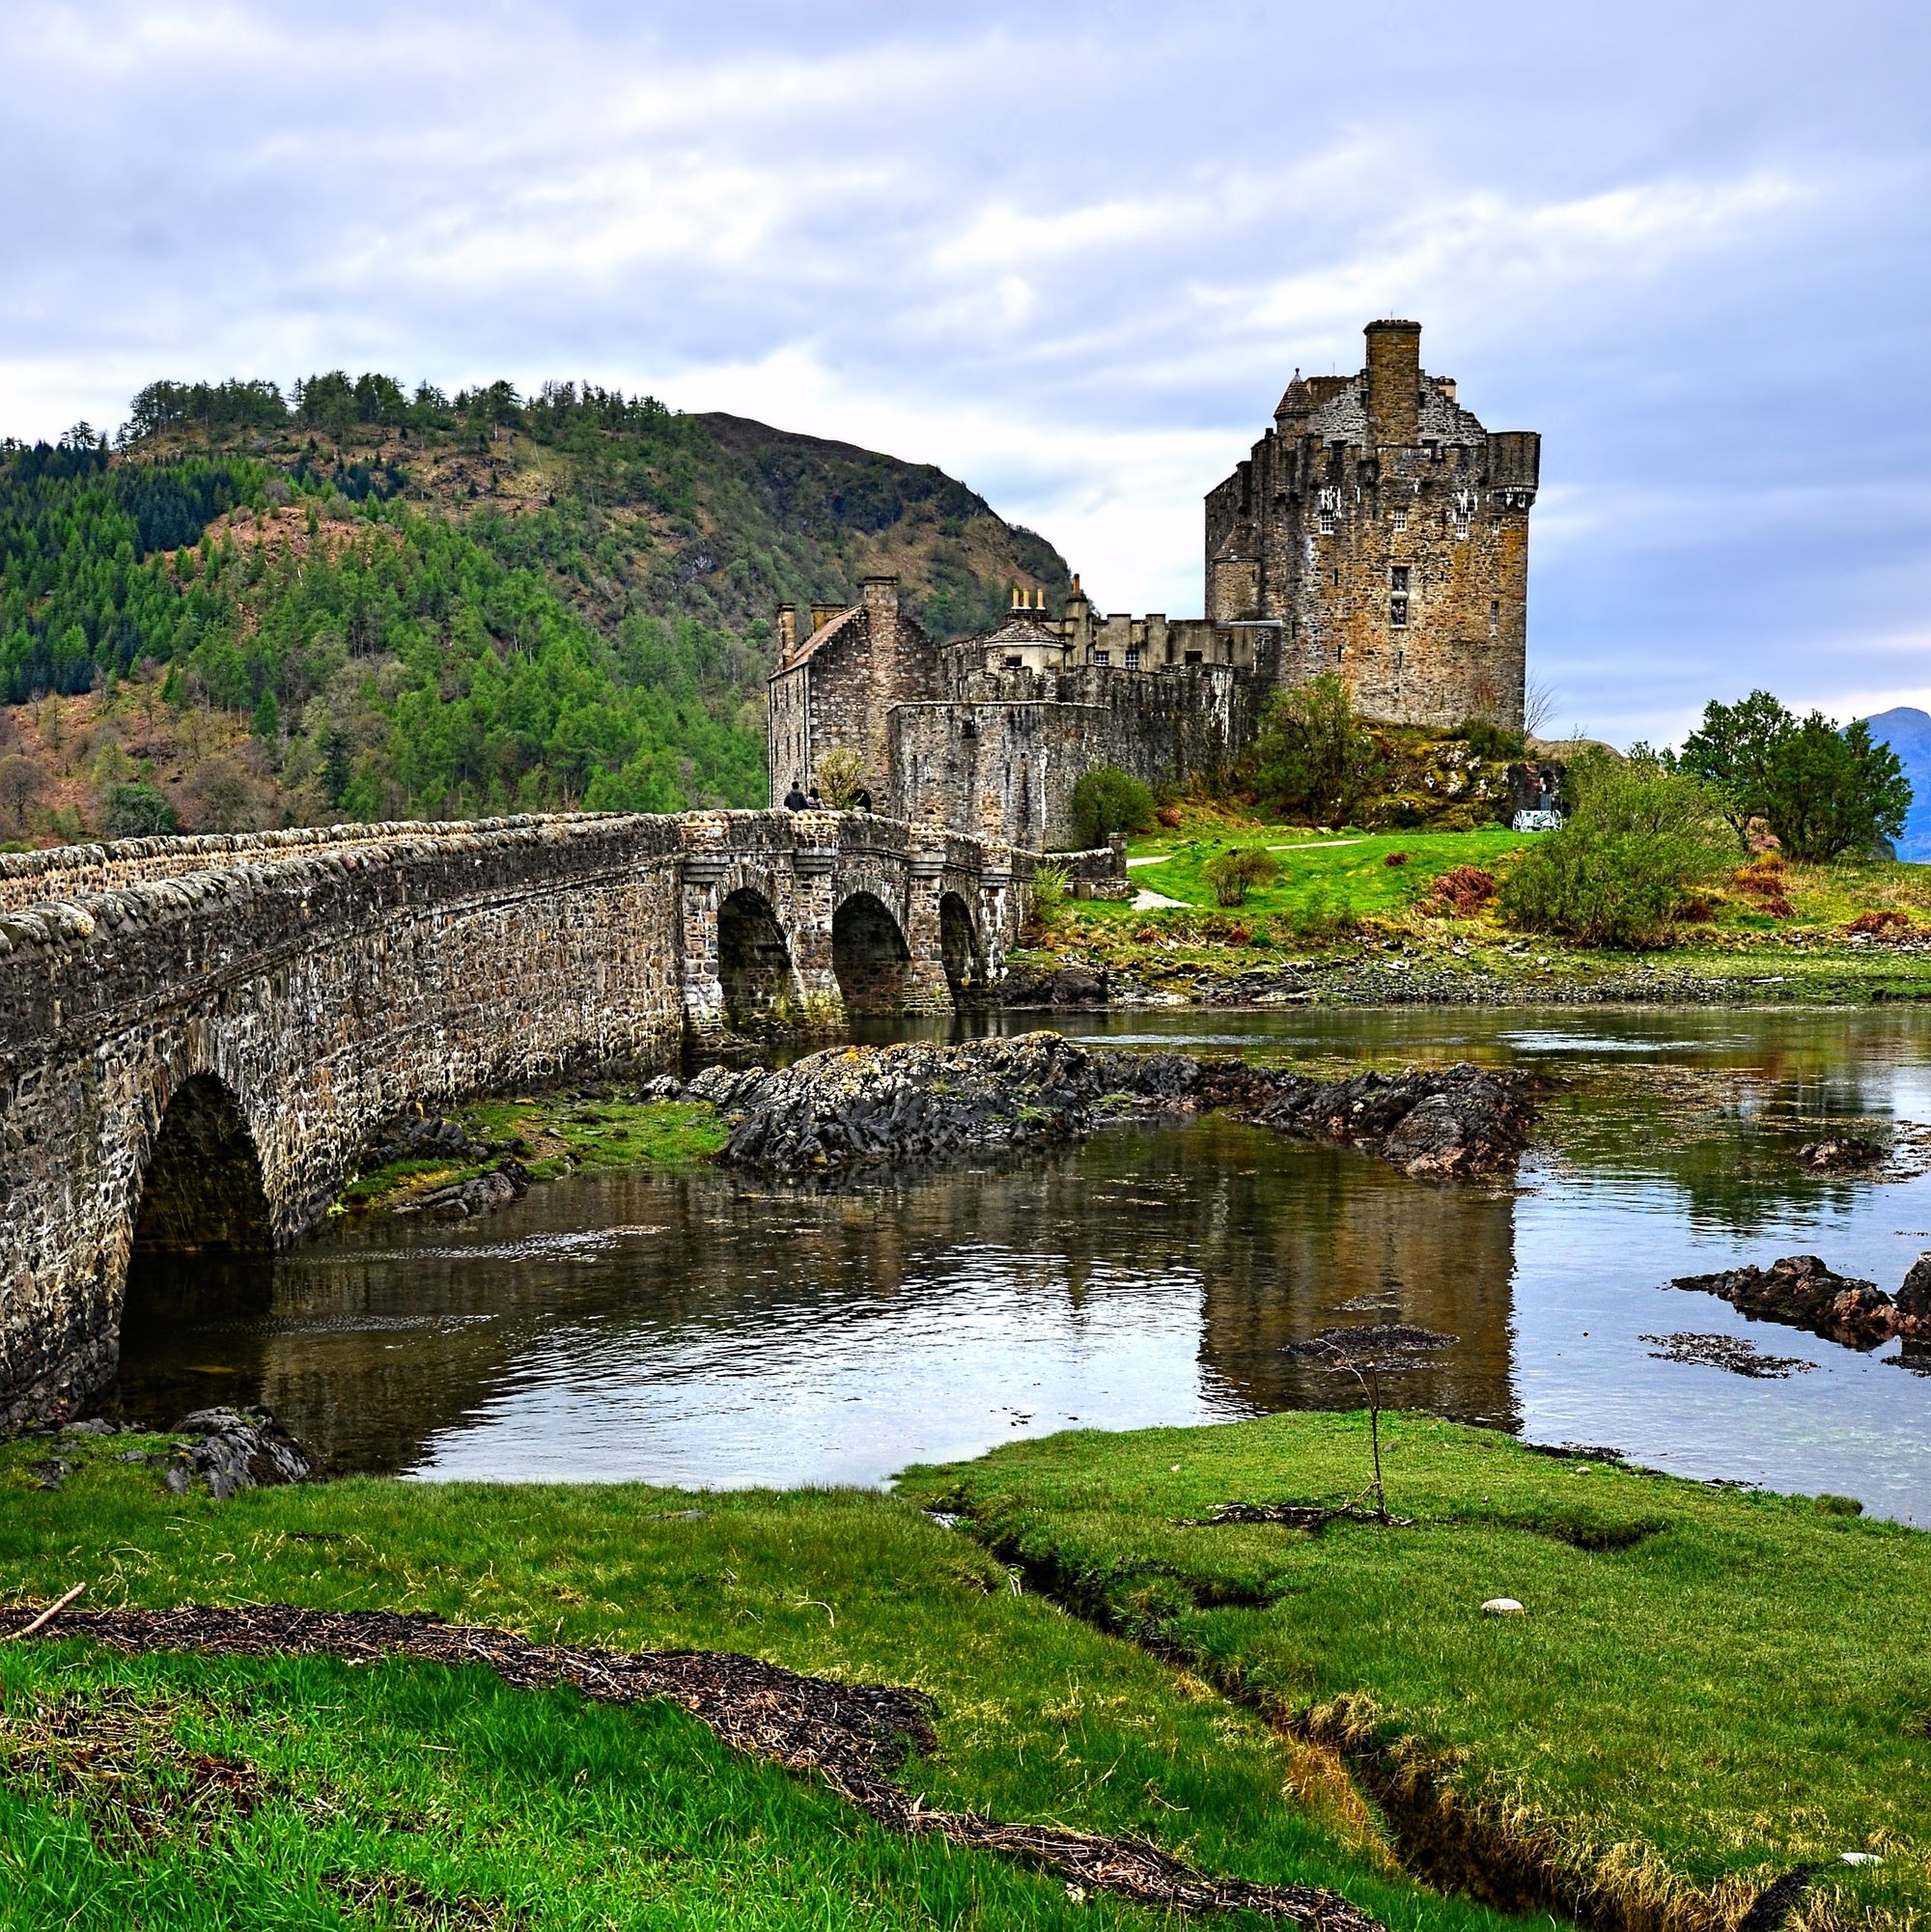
[804,786,824,810]
[783,780,808,811]
[853,785,873,813]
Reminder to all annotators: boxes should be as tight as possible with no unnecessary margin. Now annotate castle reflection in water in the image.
[119,1113,1521,1479]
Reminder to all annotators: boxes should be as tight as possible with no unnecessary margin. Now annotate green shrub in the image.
[1070,765,1155,847]
[813,747,865,809]
[1497,750,1727,946]
[1454,715,1525,762]
[1202,845,1281,907]
[1248,674,1389,824]
[1027,861,1069,932]
[102,782,179,837]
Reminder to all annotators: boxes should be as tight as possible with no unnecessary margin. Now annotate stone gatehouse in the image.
[767,319,1539,848]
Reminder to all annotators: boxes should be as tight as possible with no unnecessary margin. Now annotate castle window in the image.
[1390,566,1410,593]
[1092,650,1110,666]
[1185,650,1203,665]
[1390,598,1409,628]
[1319,510,1335,534]
[1392,508,1408,533]
[1489,600,1499,633]
[1125,647,1140,668]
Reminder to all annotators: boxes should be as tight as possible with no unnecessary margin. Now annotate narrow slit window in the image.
[1390,598,1409,628]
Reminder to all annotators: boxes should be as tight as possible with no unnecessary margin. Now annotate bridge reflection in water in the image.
[116,1114,1520,1482]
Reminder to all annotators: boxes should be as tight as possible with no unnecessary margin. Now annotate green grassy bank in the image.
[905,1414,1931,1932]
[4,1420,1927,1930]
[0,1427,1539,1932]
[1025,816,1931,1007]
[338,1097,730,1215]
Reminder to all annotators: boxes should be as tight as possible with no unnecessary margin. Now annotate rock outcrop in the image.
[1795,1136,1884,1173]
[362,1113,495,1171]
[391,1162,532,1219]
[1671,1253,1930,1350]
[691,1032,1535,1182]
[161,1408,312,1499]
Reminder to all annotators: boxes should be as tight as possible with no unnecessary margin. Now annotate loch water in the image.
[118,1007,1931,1521]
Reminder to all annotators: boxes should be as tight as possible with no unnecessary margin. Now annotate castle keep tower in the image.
[1204,320,1538,730]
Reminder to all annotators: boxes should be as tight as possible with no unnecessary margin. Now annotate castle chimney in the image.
[1364,319,1422,448]
[1011,586,1023,610]
[860,575,899,617]
[776,603,797,657]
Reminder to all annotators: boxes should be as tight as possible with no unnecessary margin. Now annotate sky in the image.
[4,0,1928,744]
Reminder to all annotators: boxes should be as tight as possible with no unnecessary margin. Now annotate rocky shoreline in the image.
[684,1031,1536,1182]
[997,943,1931,1010]
[1671,1252,1931,1352]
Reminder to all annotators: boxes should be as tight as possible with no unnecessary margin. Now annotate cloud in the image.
[2,0,1928,742]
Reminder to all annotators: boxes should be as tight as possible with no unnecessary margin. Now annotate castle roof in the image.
[780,603,863,670]
[1273,370,1487,447]
[966,611,1066,652]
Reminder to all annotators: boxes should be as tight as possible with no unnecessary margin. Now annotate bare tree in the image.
[1286,1324,1458,1523]
[0,753,47,835]
[1523,676,1559,742]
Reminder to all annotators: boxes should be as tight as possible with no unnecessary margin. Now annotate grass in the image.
[1020,814,1931,1005]
[1117,827,1531,923]
[901,1414,1931,1932]
[460,1095,730,1181]
[339,1099,729,1211]
[0,1429,1549,1932]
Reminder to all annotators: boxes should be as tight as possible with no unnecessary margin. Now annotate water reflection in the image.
[117,1006,1931,1521]
[123,1117,1519,1480]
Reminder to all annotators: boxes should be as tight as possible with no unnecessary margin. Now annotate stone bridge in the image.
[0,809,1067,1426]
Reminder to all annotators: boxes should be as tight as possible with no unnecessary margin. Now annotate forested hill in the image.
[0,377,1069,843]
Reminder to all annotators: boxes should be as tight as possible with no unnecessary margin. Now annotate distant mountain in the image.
[1862,707,1931,860]
[0,379,1070,841]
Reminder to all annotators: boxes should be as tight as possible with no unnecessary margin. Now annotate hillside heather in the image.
[0,378,1067,841]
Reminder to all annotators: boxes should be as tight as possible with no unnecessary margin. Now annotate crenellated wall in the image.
[0,809,1066,1427]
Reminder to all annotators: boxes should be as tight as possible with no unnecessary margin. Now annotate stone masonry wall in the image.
[889,661,1264,849]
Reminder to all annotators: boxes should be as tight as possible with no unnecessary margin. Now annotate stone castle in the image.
[768,320,1539,849]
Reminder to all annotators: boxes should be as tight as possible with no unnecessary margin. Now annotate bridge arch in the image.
[716,886,798,1030]
[938,890,982,998]
[832,890,913,1013]
[129,1071,275,1259]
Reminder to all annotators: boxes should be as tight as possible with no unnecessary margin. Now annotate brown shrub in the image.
[1156,805,1183,829]
[1848,909,1915,937]
[1421,864,1498,917]
[1384,851,1410,867]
